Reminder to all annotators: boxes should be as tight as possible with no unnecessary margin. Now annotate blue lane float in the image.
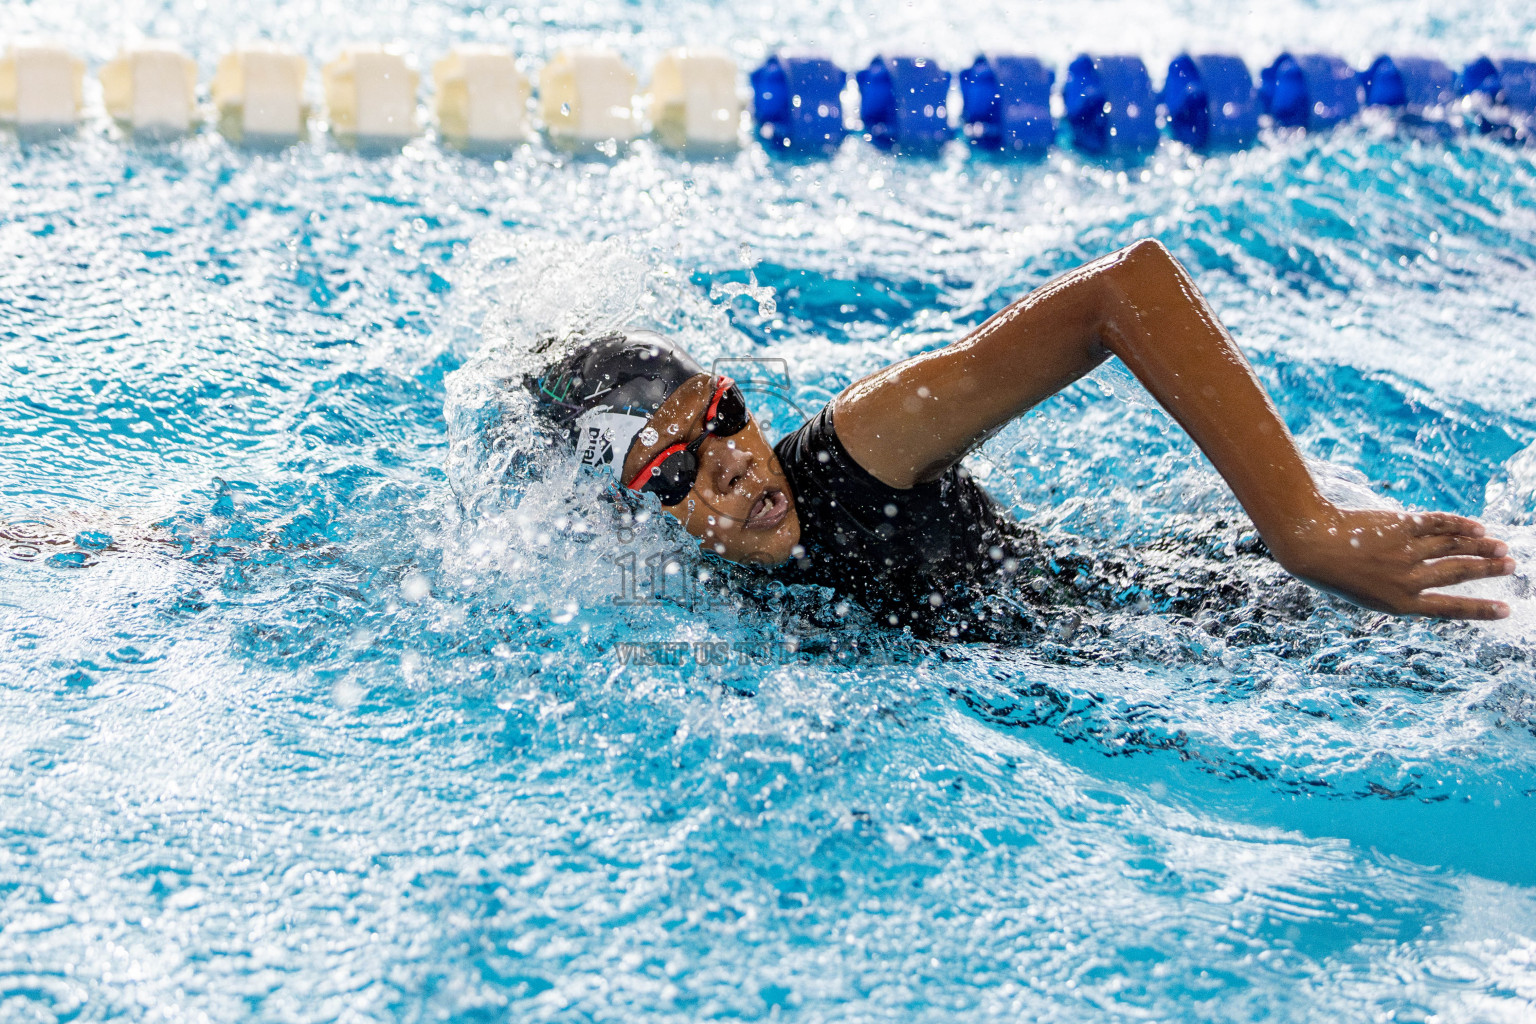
[1161,53,1258,151]
[1362,55,1456,112]
[1461,56,1536,144]
[750,55,847,155]
[1260,53,1361,130]
[958,55,1055,155]
[1461,56,1536,112]
[1062,54,1158,156]
[856,56,951,153]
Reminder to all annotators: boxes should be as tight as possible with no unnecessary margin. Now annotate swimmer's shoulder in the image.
[773,402,883,491]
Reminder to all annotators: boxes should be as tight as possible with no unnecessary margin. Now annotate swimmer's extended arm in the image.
[831,238,1514,619]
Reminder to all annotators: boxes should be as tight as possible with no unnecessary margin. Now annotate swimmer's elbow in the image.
[1118,237,1178,273]
[1102,237,1191,309]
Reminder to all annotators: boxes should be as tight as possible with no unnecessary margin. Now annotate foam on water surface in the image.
[3,1,1536,1021]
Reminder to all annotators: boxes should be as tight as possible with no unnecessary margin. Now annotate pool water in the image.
[4,1,1536,1020]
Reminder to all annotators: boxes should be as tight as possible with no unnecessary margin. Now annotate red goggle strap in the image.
[623,376,735,492]
[626,441,689,491]
[704,376,733,424]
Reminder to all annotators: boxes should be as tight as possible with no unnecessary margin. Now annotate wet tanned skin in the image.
[830,238,1514,620]
[622,373,800,566]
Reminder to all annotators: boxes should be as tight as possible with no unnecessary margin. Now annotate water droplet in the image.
[401,572,431,602]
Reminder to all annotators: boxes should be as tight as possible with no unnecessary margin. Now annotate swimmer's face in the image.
[622,373,800,566]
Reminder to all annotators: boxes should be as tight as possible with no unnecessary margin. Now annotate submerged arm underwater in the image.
[831,238,1515,620]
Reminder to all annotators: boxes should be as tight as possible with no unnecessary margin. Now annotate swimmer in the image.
[529,239,1516,627]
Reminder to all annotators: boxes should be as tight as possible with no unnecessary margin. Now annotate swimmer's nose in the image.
[705,437,755,494]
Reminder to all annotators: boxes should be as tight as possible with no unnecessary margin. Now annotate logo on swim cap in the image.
[580,427,613,468]
[575,409,650,474]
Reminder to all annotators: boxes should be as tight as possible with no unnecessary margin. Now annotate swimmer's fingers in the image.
[1414,554,1516,589]
[1407,511,1487,538]
[1410,534,1509,561]
[1409,592,1511,620]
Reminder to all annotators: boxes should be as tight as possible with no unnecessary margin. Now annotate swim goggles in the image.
[624,376,749,506]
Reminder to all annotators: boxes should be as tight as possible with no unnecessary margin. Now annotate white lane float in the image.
[648,48,741,150]
[212,48,308,141]
[323,47,419,142]
[539,49,637,151]
[433,46,531,146]
[0,42,85,128]
[100,43,198,134]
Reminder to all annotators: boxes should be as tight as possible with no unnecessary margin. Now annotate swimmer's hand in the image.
[1273,505,1515,620]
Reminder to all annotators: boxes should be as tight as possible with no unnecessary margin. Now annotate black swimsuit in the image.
[769,403,1291,637]
[771,403,1048,632]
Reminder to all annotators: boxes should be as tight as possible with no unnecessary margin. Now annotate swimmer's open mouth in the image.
[744,488,790,530]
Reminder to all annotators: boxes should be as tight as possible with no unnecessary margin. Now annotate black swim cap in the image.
[528,330,706,476]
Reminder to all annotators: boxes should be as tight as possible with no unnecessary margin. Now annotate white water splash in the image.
[708,270,779,319]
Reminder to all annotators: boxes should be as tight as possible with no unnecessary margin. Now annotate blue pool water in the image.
[5,1,1536,1020]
